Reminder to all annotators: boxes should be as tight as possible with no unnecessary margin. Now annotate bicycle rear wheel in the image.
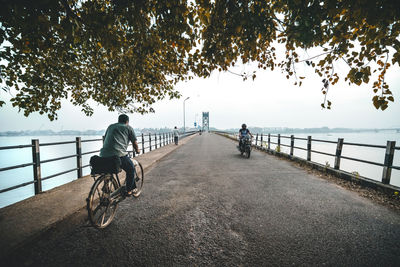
[87,174,119,228]
[132,160,144,197]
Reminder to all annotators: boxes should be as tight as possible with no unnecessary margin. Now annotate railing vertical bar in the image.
[268,133,271,150]
[334,138,344,169]
[278,134,281,149]
[155,133,158,149]
[149,133,152,151]
[256,133,259,147]
[76,137,82,178]
[260,134,263,149]
[382,141,396,184]
[290,135,294,157]
[142,133,145,154]
[32,139,42,195]
[307,136,312,161]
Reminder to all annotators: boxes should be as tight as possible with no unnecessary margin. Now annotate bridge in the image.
[1,133,400,266]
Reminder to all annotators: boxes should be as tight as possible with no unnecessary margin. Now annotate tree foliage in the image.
[0,0,197,119]
[1,0,399,120]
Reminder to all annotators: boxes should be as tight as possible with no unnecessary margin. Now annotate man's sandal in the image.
[126,188,138,197]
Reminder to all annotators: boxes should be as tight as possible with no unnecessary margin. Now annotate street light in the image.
[183,97,190,133]
[195,113,199,128]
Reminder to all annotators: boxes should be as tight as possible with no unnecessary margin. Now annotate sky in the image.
[1,58,399,131]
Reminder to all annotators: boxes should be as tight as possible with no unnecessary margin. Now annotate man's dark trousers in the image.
[120,155,136,191]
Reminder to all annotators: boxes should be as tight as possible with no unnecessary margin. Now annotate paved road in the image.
[4,133,400,266]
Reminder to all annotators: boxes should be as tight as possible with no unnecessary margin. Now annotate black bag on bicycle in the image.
[90,155,122,175]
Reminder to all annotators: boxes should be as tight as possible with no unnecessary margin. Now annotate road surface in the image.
[4,133,400,266]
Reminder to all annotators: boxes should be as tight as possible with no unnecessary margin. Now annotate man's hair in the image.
[118,114,129,124]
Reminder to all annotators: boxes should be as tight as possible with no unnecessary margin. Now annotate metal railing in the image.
[216,131,399,186]
[0,130,197,196]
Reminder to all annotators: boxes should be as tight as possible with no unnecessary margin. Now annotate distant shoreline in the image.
[0,128,175,137]
[0,127,399,137]
[0,130,105,137]
[224,127,400,134]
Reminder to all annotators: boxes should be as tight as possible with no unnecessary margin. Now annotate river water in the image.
[0,131,399,208]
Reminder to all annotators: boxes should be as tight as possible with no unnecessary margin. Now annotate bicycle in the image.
[86,155,144,228]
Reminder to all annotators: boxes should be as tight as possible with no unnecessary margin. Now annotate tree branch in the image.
[60,0,83,23]
[297,50,333,63]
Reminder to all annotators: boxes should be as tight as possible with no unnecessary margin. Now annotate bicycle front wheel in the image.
[133,160,144,198]
[87,174,119,228]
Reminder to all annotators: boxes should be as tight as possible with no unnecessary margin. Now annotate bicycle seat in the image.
[90,155,122,175]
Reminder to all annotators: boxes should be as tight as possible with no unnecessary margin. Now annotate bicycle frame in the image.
[87,159,144,228]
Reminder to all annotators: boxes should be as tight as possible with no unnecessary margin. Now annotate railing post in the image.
[163,133,165,146]
[149,133,152,151]
[307,136,312,161]
[102,135,105,144]
[260,134,263,149]
[141,133,145,154]
[290,135,294,157]
[256,133,259,147]
[268,134,271,150]
[382,141,396,184]
[334,138,344,169]
[32,139,42,195]
[278,134,281,149]
[76,137,82,178]
[155,133,158,149]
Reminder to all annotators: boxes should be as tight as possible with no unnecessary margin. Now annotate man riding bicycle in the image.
[100,114,140,196]
[239,123,253,147]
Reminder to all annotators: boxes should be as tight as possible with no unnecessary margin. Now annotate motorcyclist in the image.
[238,123,253,148]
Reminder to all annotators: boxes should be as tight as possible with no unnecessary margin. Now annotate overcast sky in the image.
[1,58,399,131]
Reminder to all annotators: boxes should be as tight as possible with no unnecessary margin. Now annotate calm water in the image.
[0,132,399,208]
[0,134,166,208]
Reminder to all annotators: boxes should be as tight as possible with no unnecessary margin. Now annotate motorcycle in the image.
[238,135,252,158]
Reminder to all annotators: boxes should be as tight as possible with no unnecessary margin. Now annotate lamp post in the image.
[183,97,190,133]
[195,113,199,129]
